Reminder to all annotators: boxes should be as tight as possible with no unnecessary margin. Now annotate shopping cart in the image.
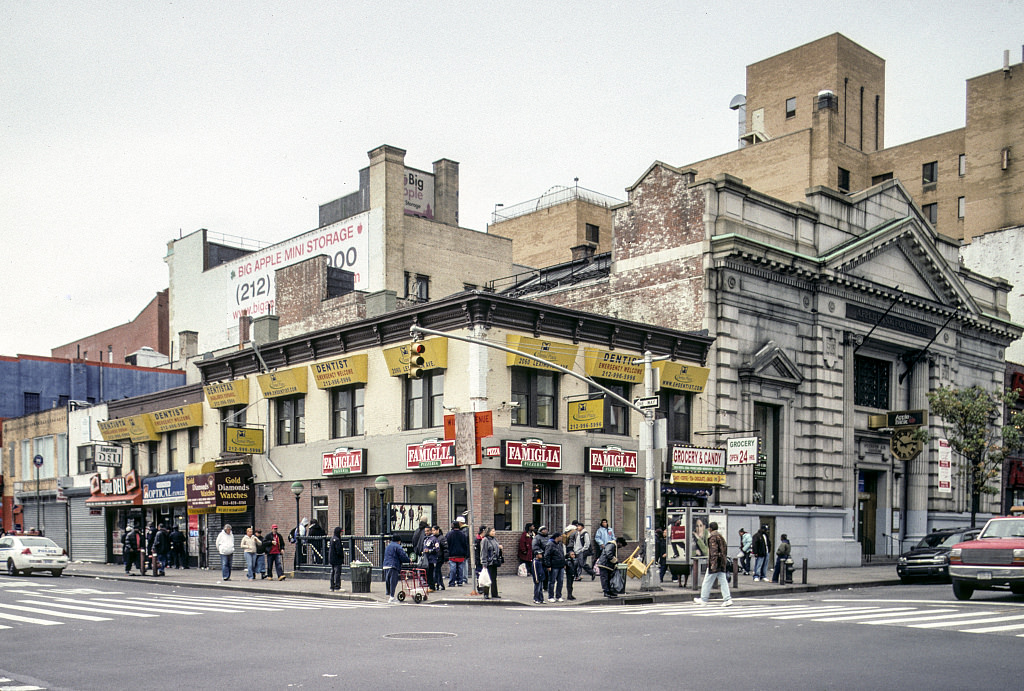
[398,567,429,603]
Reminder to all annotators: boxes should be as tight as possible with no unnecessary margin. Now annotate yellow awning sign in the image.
[225,427,265,455]
[506,335,578,371]
[657,361,710,393]
[204,380,249,408]
[98,418,132,441]
[257,367,308,398]
[127,414,160,442]
[568,398,604,431]
[583,348,644,383]
[150,403,204,432]
[383,338,448,376]
[311,354,369,389]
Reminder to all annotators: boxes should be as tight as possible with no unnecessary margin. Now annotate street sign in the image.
[634,396,660,410]
[33,454,43,468]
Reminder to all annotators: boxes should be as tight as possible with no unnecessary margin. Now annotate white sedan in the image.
[0,535,69,577]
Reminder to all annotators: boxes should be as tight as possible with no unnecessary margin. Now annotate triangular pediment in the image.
[739,341,803,388]
[823,215,979,315]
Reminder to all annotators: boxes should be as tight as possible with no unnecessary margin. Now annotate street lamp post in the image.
[374,476,391,536]
[290,481,304,571]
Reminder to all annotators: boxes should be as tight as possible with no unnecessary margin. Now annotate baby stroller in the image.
[398,567,430,603]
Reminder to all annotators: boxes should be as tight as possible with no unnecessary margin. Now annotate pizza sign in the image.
[586,447,638,475]
[322,448,366,476]
[502,440,562,470]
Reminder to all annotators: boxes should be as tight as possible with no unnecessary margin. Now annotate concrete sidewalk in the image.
[61,560,902,606]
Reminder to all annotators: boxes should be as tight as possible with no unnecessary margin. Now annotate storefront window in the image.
[166,431,178,471]
[569,485,581,523]
[493,483,523,531]
[622,488,639,541]
[659,390,692,444]
[511,368,557,428]
[56,434,67,476]
[276,395,306,445]
[591,381,630,435]
[406,372,444,429]
[599,487,614,529]
[365,486,394,535]
[331,385,365,438]
[449,483,467,525]
[405,484,437,508]
[188,428,199,463]
[32,436,55,478]
[148,441,159,475]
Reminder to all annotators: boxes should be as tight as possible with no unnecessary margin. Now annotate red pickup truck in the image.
[948,516,1024,600]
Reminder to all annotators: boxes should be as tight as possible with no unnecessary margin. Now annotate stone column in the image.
[432,158,459,227]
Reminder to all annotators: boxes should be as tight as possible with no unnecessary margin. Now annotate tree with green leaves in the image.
[926,385,1024,527]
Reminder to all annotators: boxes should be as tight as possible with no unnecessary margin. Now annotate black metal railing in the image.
[293,535,389,578]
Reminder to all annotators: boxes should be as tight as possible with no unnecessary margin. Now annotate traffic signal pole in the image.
[410,325,663,592]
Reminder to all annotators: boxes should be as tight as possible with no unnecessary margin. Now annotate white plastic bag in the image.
[478,567,492,587]
[518,562,528,578]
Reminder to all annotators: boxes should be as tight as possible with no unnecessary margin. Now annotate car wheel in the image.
[51,569,63,578]
[899,575,912,584]
[952,578,974,601]
[6,559,19,577]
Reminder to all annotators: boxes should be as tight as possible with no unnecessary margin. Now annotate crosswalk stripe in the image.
[962,621,1024,633]
[726,606,856,619]
[860,610,993,625]
[812,608,935,622]
[772,607,890,620]
[0,603,109,621]
[911,614,1024,629]
[81,597,202,615]
[0,610,63,625]
[93,597,243,613]
[22,597,159,617]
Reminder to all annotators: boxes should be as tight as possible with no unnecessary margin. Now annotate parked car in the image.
[0,535,68,577]
[897,527,980,582]
[948,516,1024,600]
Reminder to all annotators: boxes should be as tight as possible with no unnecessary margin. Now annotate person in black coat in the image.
[328,526,345,591]
[445,519,469,586]
[151,524,170,576]
[169,525,188,569]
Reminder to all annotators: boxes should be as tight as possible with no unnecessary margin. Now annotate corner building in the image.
[193,292,712,574]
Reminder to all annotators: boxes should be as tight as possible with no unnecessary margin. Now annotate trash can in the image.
[350,561,372,593]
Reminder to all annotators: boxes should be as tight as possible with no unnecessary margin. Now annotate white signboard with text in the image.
[226,211,371,326]
[937,438,952,493]
[726,437,759,465]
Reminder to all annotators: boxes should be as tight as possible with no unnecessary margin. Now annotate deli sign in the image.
[502,440,562,470]
[407,440,456,470]
[587,447,638,475]
[322,448,366,476]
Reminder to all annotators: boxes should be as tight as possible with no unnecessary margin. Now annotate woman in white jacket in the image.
[216,524,235,581]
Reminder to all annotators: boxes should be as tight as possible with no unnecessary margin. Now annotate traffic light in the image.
[409,342,427,379]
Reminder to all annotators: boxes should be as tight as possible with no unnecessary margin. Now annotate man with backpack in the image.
[693,522,733,607]
[751,525,771,581]
[571,522,595,580]
[151,524,170,576]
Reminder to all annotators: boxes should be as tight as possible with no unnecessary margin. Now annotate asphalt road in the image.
[1,575,1021,690]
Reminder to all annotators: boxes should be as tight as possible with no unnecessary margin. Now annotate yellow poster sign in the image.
[150,403,204,433]
[311,354,369,389]
[568,398,605,431]
[98,418,132,441]
[225,427,265,455]
[127,414,160,442]
[671,472,726,485]
[257,367,308,398]
[506,335,578,371]
[383,338,449,376]
[204,380,250,408]
[657,361,711,393]
[583,348,644,383]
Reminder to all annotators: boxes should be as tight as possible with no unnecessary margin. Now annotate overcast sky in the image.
[2,1,1023,357]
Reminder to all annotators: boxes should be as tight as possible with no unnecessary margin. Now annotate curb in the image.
[67,569,901,607]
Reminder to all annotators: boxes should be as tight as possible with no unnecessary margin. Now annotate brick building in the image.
[51,289,170,364]
[86,292,711,573]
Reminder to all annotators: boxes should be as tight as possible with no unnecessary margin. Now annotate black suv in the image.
[897,527,980,582]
